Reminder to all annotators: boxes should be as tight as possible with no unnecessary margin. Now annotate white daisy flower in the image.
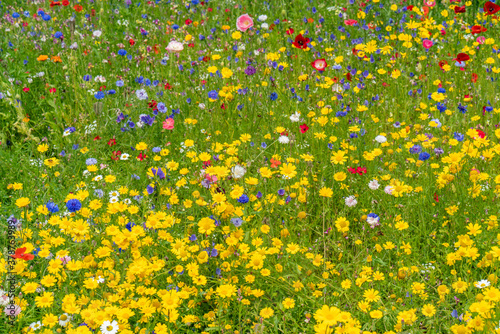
[100,320,119,334]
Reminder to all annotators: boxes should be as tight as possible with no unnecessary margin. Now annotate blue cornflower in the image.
[270,92,278,101]
[418,152,430,161]
[238,194,249,204]
[66,199,82,212]
[409,145,422,154]
[46,201,59,213]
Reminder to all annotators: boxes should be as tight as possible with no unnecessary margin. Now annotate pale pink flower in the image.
[4,304,21,317]
[163,118,174,130]
[166,41,184,53]
[236,14,254,32]
[58,256,71,265]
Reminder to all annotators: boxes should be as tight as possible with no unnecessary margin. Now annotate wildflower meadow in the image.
[2,0,500,333]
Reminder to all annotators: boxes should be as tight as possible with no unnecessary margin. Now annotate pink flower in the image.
[477,36,486,44]
[163,118,174,130]
[165,41,183,53]
[422,40,433,49]
[4,304,21,317]
[344,19,358,26]
[58,256,71,265]
[236,14,253,32]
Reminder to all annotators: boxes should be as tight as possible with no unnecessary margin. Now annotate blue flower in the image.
[231,217,243,227]
[270,92,278,101]
[94,91,105,100]
[46,201,59,213]
[86,158,97,165]
[418,152,430,161]
[208,90,218,99]
[238,194,249,204]
[66,199,82,212]
[453,132,464,141]
[409,145,421,154]
[118,49,127,56]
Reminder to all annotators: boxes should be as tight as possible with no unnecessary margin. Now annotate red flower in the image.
[346,73,352,81]
[188,43,195,47]
[471,25,487,34]
[311,59,328,71]
[348,167,357,174]
[407,5,414,11]
[94,136,101,141]
[50,1,61,7]
[185,19,192,25]
[221,103,226,110]
[454,5,465,14]
[137,153,147,161]
[74,4,83,12]
[148,100,158,111]
[286,28,294,35]
[107,138,116,146]
[356,167,367,175]
[438,60,448,69]
[91,9,96,16]
[11,247,34,261]
[344,19,358,26]
[270,158,281,168]
[23,87,29,92]
[165,83,172,90]
[292,34,310,49]
[112,151,121,161]
[62,0,69,5]
[484,1,500,15]
[454,53,470,62]
[202,56,210,62]
[471,73,478,83]
[476,129,486,139]
[299,124,309,133]
[49,88,57,93]
[129,38,135,46]
[434,193,439,202]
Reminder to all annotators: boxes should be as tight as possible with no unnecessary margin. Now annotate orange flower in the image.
[307,18,314,23]
[37,55,49,61]
[51,56,62,63]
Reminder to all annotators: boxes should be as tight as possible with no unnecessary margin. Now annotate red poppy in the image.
[270,158,281,168]
[107,138,116,146]
[471,73,478,83]
[484,1,500,15]
[185,19,192,25]
[62,0,69,5]
[311,59,328,71]
[91,9,96,16]
[137,153,147,161]
[202,56,210,62]
[300,124,309,133]
[165,83,172,90]
[346,73,352,81]
[23,87,29,92]
[74,4,83,12]
[50,1,61,7]
[454,5,465,14]
[221,103,226,110]
[476,129,486,139]
[438,60,448,69]
[11,247,34,261]
[434,193,439,202]
[286,28,294,35]
[454,53,470,62]
[49,88,56,93]
[188,43,195,47]
[348,167,357,174]
[94,136,101,141]
[407,5,414,11]
[344,19,358,26]
[471,25,487,34]
[292,34,310,49]
[356,167,367,175]
[129,38,135,46]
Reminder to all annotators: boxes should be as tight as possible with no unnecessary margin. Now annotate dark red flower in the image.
[129,38,135,46]
[434,193,439,202]
[148,100,158,111]
[286,28,295,35]
[484,1,500,15]
[94,136,101,141]
[311,59,328,71]
[165,83,172,90]
[221,103,226,110]
[454,5,465,14]
[348,167,357,174]
[346,73,352,81]
[11,247,34,261]
[50,1,61,7]
[137,153,147,161]
[454,53,470,62]
[292,34,310,49]
[107,138,116,146]
[62,0,69,5]
[299,124,309,133]
[471,25,487,34]
[438,60,448,69]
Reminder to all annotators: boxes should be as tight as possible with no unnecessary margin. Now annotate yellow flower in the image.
[282,298,295,309]
[221,67,233,79]
[319,187,333,198]
[334,172,347,182]
[369,310,383,319]
[231,31,242,40]
[15,197,30,208]
[136,142,148,150]
[259,307,274,319]
[216,284,237,298]
[37,143,49,153]
[421,304,436,317]
[44,158,60,168]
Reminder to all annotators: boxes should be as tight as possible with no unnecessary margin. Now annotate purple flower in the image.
[244,65,256,75]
